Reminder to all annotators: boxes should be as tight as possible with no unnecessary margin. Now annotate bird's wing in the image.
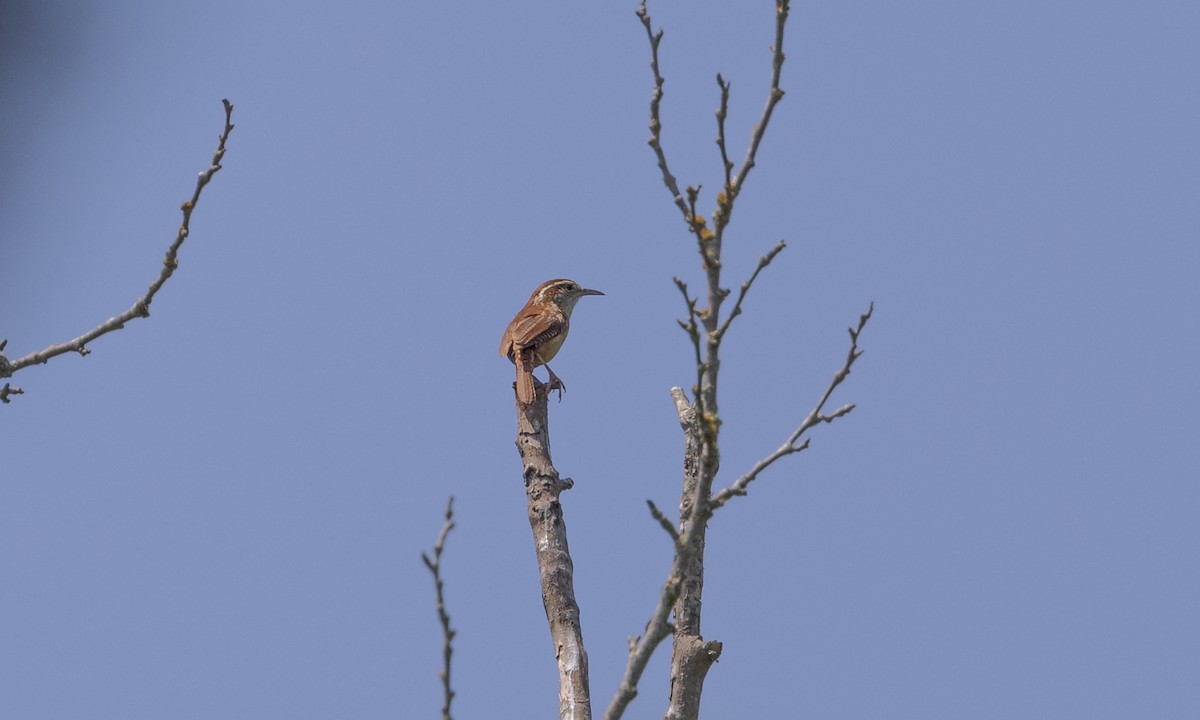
[508,306,566,352]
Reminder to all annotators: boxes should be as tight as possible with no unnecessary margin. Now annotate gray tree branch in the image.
[635,2,691,225]
[714,239,786,341]
[604,387,698,720]
[672,277,703,398]
[421,496,458,720]
[0,99,235,403]
[623,3,871,720]
[514,383,592,720]
[710,303,874,511]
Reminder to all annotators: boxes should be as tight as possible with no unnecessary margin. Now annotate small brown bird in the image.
[500,278,604,404]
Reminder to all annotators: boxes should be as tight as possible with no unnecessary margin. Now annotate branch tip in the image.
[0,383,23,403]
[647,499,680,542]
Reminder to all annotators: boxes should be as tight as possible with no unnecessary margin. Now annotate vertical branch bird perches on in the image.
[513,386,592,720]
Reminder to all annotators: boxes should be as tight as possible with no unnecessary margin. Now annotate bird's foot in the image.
[545,367,567,403]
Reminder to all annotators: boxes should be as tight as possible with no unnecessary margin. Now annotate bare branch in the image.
[711,303,873,510]
[514,385,591,720]
[0,100,236,398]
[705,0,789,273]
[604,387,700,720]
[646,499,680,543]
[714,239,786,341]
[714,74,735,194]
[605,568,682,720]
[665,390,723,720]
[732,1,789,194]
[712,74,736,236]
[636,1,691,224]
[421,496,457,720]
[672,278,703,397]
[0,382,22,404]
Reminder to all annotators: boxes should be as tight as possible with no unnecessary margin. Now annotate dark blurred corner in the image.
[0,0,88,282]
[0,1,89,217]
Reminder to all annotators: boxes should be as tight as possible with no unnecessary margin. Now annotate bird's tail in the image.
[515,351,536,405]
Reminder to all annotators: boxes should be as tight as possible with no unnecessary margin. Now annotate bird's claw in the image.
[546,371,567,403]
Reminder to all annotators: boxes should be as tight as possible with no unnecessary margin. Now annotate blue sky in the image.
[2,1,1198,718]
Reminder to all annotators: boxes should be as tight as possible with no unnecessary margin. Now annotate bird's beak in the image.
[578,288,604,297]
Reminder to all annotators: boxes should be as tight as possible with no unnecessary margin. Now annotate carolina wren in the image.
[500,278,604,405]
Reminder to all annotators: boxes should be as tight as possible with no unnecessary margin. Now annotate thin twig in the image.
[711,303,873,510]
[421,496,458,720]
[714,74,735,195]
[0,383,22,404]
[0,100,236,400]
[672,277,703,397]
[605,566,682,720]
[636,1,691,224]
[646,499,680,543]
[685,185,717,272]
[708,0,789,287]
[732,1,789,194]
[712,74,737,240]
[714,239,786,341]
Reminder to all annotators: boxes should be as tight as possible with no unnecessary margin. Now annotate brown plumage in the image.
[500,279,603,404]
